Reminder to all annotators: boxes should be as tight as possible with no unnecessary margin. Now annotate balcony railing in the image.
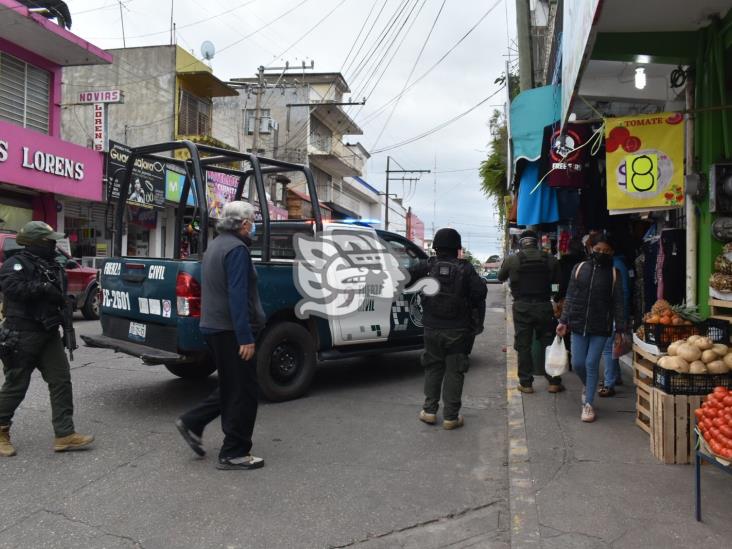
[308,134,361,175]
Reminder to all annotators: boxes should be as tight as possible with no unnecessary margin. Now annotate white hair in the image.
[216,201,256,232]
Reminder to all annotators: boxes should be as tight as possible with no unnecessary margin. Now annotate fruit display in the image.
[660,336,731,374]
[642,299,699,326]
[695,386,732,460]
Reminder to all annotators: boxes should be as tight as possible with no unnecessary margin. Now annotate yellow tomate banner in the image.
[605,112,685,214]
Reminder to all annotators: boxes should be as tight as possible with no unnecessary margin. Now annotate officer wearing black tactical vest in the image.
[409,228,487,430]
[0,221,93,457]
[497,229,562,393]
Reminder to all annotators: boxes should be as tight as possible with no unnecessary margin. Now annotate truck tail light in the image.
[176,272,201,317]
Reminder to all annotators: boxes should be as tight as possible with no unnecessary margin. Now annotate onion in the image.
[702,349,719,364]
[707,360,730,374]
[694,337,714,350]
[676,343,702,363]
[689,361,707,374]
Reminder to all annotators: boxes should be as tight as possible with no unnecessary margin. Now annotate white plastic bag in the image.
[545,335,568,377]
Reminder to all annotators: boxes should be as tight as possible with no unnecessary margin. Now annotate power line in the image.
[358,0,501,125]
[371,86,505,154]
[370,0,446,151]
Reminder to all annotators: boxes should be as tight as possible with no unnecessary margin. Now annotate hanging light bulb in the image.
[635,67,647,90]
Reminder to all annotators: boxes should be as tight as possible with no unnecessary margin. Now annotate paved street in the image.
[0,286,509,549]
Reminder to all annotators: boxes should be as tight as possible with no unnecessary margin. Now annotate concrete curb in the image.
[505,291,542,547]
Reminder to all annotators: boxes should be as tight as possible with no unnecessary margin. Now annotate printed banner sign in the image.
[107,141,165,209]
[165,166,196,206]
[206,171,239,219]
[605,112,685,214]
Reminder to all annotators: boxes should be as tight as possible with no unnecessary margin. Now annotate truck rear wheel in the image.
[165,360,216,379]
[257,322,316,401]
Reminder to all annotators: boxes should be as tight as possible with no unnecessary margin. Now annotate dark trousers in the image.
[0,330,75,437]
[513,301,562,387]
[180,331,259,459]
[421,328,471,420]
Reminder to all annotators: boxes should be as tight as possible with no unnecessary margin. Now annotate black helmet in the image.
[433,228,462,250]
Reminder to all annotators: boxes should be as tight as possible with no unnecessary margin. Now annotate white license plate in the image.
[128,321,147,340]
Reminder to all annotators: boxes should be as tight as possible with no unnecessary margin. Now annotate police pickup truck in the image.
[82,142,426,401]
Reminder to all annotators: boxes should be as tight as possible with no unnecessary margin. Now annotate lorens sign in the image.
[0,140,85,180]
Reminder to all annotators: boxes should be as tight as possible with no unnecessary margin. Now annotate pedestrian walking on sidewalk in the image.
[599,248,631,397]
[0,221,94,456]
[498,229,563,394]
[556,236,625,422]
[176,201,266,470]
[409,228,487,430]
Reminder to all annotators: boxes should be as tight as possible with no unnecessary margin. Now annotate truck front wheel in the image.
[257,322,316,401]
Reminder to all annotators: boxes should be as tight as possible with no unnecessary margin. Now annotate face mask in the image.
[249,221,256,237]
[592,251,612,267]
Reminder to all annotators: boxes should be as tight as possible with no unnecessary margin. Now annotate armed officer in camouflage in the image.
[498,229,563,393]
[0,221,93,457]
[409,228,487,430]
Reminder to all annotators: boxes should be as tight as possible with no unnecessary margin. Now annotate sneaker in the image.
[0,425,16,457]
[598,386,616,397]
[547,384,565,394]
[216,455,265,470]
[443,416,464,430]
[175,418,205,457]
[581,403,596,423]
[418,409,437,425]
[54,432,94,452]
[517,384,534,394]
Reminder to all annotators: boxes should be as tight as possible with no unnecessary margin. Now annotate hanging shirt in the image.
[517,161,560,226]
[541,123,593,188]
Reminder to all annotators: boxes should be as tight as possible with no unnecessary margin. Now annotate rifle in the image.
[62,296,77,361]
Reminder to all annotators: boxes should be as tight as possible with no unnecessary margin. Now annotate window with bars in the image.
[0,52,51,134]
[178,89,212,136]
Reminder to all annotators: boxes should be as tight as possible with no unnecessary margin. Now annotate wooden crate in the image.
[709,298,732,323]
[650,388,703,465]
[632,345,657,435]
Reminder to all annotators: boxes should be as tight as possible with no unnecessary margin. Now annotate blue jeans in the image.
[602,336,620,389]
[571,333,608,406]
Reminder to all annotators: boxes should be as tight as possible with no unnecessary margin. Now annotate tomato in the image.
[703,418,714,431]
[605,137,620,153]
[723,395,732,407]
[623,136,642,153]
[720,425,732,439]
[608,126,631,143]
[713,386,728,397]
[719,447,732,460]
[711,427,721,440]
[713,416,725,427]
[666,113,684,125]
[695,408,704,421]
[707,407,719,419]
[711,440,723,455]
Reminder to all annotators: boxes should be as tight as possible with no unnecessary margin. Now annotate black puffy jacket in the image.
[559,258,625,337]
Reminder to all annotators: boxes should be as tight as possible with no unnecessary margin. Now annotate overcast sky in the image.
[66,0,515,260]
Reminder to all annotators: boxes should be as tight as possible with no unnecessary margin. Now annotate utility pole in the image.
[515,0,533,91]
[169,0,174,46]
[384,155,430,232]
[118,0,127,48]
[251,65,265,155]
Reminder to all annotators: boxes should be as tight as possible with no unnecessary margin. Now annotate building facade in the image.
[0,0,110,238]
[61,45,237,259]
[213,72,376,221]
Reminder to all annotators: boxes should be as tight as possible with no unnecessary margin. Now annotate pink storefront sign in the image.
[0,119,103,201]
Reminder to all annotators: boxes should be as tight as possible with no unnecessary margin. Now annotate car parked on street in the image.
[0,230,100,320]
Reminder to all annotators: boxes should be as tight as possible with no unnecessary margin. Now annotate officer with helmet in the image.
[0,221,93,457]
[497,229,562,393]
[409,228,487,430]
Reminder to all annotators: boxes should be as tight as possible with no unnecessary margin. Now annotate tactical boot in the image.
[54,433,94,452]
[418,409,437,425]
[0,425,16,457]
[443,416,464,430]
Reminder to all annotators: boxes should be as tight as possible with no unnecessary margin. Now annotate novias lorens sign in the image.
[0,140,84,180]
[77,90,123,104]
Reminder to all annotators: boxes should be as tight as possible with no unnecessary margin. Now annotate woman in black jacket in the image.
[556,236,625,423]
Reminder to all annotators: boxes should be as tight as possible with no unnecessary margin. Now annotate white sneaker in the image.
[581,403,596,423]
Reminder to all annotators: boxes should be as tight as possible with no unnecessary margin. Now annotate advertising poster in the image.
[107,141,165,209]
[165,166,196,206]
[205,171,239,219]
[605,112,685,214]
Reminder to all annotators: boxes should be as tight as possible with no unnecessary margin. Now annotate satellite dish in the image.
[201,41,216,61]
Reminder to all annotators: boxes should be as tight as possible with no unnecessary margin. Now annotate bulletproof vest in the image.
[422,258,468,320]
[514,251,551,300]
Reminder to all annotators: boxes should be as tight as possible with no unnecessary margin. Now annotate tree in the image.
[478,70,519,229]
[461,249,482,269]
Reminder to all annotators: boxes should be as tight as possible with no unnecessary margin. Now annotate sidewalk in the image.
[505,299,732,548]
